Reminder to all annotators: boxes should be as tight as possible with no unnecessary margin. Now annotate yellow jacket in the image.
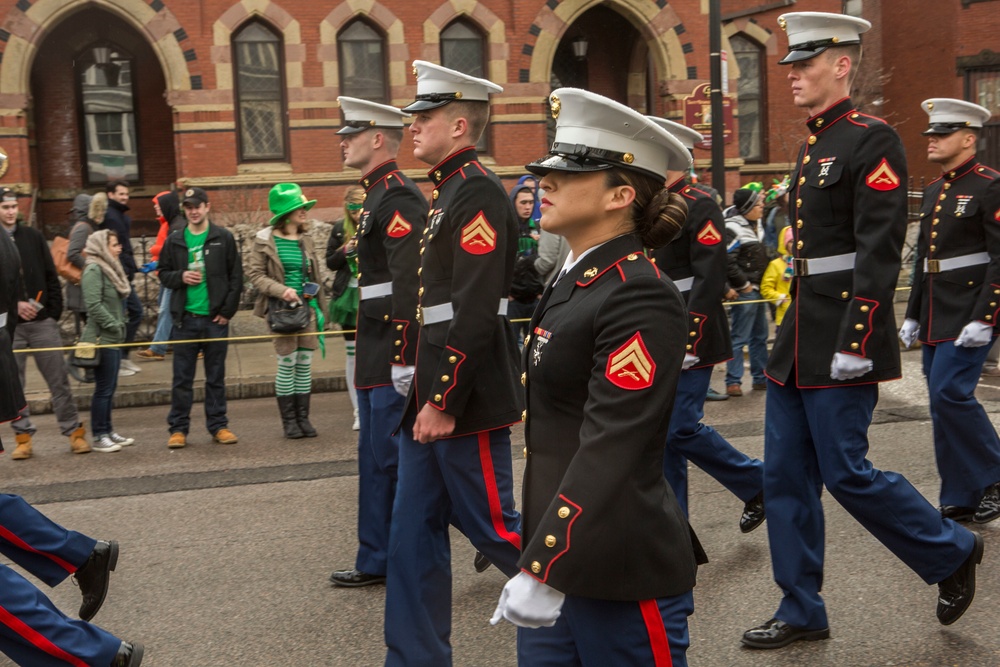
[760,225,793,325]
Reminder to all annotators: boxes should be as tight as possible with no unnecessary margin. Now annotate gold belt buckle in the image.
[793,257,809,277]
[416,306,424,326]
[927,259,941,274]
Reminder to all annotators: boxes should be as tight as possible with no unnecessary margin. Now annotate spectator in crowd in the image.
[157,187,243,449]
[65,193,96,319]
[724,185,771,396]
[247,183,327,439]
[136,191,186,361]
[759,226,795,337]
[982,338,1000,378]
[762,176,790,253]
[507,182,543,346]
[533,228,569,287]
[327,185,364,431]
[0,187,90,459]
[0,224,145,666]
[103,180,143,377]
[515,174,542,222]
[81,229,135,453]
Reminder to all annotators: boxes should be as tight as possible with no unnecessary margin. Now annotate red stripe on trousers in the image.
[0,526,76,573]
[639,599,673,667]
[0,603,90,667]
[477,432,521,550]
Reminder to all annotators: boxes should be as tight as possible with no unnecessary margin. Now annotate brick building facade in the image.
[0,0,995,235]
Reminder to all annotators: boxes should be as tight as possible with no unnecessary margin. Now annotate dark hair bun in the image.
[639,189,687,249]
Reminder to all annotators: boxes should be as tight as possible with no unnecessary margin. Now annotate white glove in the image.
[681,353,700,370]
[490,572,565,629]
[776,295,788,307]
[391,365,415,396]
[955,321,994,348]
[898,318,920,349]
[830,352,873,381]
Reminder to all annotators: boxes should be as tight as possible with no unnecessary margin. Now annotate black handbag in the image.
[267,241,311,334]
[69,341,101,368]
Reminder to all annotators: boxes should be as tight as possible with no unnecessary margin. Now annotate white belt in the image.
[0,312,6,328]
[672,277,694,293]
[924,252,990,274]
[360,282,392,300]
[418,299,508,326]
[792,252,856,277]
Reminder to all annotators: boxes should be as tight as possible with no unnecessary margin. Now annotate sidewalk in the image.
[19,311,350,415]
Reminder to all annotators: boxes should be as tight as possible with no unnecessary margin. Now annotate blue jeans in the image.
[149,287,173,355]
[725,289,768,386]
[90,348,121,436]
[167,315,230,435]
[508,300,538,350]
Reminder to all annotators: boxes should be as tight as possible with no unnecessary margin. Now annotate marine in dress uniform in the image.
[383,61,522,667]
[901,99,1000,523]
[648,117,766,529]
[328,97,427,589]
[0,231,142,667]
[743,12,983,650]
[491,88,706,667]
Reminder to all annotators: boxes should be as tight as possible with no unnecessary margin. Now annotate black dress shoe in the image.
[474,551,493,573]
[329,568,386,587]
[741,618,830,649]
[974,483,1000,524]
[75,540,118,621]
[111,640,143,666]
[940,505,977,522]
[740,491,766,534]
[937,532,984,625]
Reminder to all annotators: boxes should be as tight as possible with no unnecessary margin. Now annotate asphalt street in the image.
[3,347,1000,666]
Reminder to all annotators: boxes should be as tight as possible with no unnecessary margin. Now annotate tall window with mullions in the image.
[233,20,288,162]
[440,19,489,154]
[338,19,388,103]
[731,34,766,164]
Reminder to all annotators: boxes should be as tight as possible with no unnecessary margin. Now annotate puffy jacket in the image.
[724,211,771,289]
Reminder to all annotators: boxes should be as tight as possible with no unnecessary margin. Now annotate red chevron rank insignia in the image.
[696,222,722,245]
[460,212,496,254]
[605,332,656,390]
[866,158,900,191]
[386,212,412,238]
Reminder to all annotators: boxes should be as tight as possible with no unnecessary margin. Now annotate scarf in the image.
[84,230,131,297]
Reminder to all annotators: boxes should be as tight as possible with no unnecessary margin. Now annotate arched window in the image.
[732,34,766,163]
[338,19,388,103]
[440,19,489,152]
[232,20,288,162]
[76,43,140,184]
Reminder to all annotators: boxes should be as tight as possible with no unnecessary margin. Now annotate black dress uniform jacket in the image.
[0,230,26,437]
[520,234,703,600]
[905,156,1000,342]
[354,160,427,388]
[652,180,732,368]
[768,98,907,388]
[411,147,522,435]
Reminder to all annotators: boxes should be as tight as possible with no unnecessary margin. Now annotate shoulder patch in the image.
[696,222,722,245]
[605,332,656,390]
[386,212,412,238]
[460,212,496,254]
[866,158,900,191]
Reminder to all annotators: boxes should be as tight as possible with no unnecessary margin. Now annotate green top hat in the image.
[268,183,316,227]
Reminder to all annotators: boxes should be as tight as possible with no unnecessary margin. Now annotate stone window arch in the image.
[338,18,389,103]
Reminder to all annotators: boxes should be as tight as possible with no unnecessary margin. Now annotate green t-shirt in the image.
[274,235,304,295]
[184,227,210,316]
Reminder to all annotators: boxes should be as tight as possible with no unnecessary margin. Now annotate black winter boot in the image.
[277,395,304,439]
[295,393,318,437]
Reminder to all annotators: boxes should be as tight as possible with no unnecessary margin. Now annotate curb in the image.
[26,373,348,415]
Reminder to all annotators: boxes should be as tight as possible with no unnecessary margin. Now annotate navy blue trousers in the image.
[660,366,763,664]
[0,494,121,666]
[517,595,687,667]
[384,423,522,667]
[355,385,404,576]
[764,380,976,629]
[663,366,764,514]
[922,338,1000,507]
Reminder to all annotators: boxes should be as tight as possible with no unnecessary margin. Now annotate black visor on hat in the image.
[525,152,615,177]
[778,38,860,65]
[923,122,971,136]
[336,120,375,136]
[402,92,465,113]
